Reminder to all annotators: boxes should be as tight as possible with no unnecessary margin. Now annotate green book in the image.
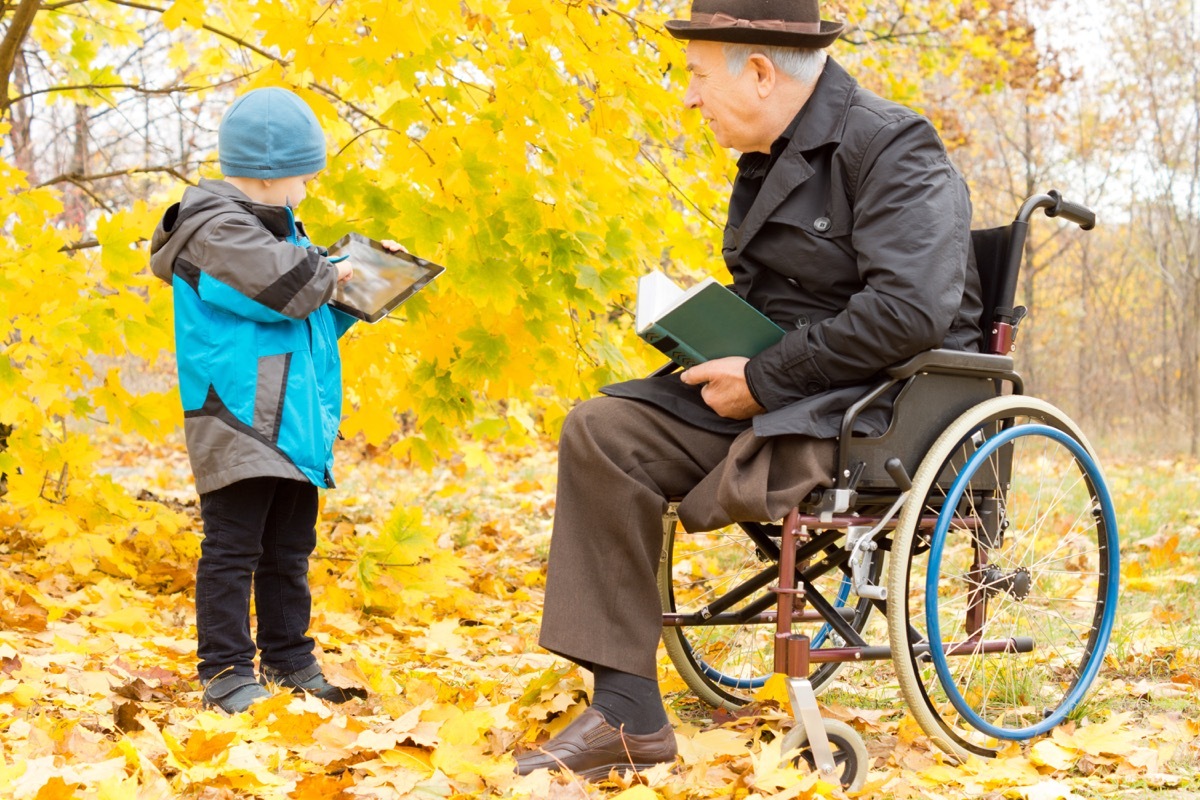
[635,271,786,369]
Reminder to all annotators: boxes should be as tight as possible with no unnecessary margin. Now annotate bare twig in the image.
[638,144,721,229]
[37,164,197,188]
[8,81,207,104]
[59,238,100,252]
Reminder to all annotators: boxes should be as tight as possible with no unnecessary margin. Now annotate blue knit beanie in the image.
[218,88,327,179]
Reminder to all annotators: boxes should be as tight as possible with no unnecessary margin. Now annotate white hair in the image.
[722,44,827,85]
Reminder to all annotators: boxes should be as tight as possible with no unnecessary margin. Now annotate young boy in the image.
[150,87,368,713]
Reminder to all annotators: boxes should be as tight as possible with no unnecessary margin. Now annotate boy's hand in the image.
[336,259,354,283]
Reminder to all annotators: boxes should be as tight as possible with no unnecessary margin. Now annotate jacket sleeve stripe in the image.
[254,248,334,317]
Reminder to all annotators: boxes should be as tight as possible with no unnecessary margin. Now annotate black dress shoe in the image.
[514,707,677,780]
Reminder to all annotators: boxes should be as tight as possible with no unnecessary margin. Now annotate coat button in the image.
[787,278,799,287]
[814,217,831,232]
[795,315,809,328]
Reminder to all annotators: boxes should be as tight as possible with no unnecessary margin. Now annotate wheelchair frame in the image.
[658,191,1119,789]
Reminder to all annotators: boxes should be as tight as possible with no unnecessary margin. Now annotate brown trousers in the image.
[538,396,836,680]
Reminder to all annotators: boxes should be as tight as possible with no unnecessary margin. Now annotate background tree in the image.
[1107,0,1200,455]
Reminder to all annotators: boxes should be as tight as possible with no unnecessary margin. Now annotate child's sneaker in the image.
[259,662,367,704]
[203,674,270,713]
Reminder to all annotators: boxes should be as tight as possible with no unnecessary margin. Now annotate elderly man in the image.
[515,0,982,779]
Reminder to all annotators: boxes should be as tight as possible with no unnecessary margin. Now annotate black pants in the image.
[196,477,318,682]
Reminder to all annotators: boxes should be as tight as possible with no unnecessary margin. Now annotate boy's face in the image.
[264,172,318,208]
[234,172,319,208]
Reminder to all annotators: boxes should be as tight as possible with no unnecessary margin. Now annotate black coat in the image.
[604,58,982,439]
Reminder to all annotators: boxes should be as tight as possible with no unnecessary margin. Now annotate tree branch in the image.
[7,81,206,104]
[36,164,200,188]
[103,0,287,65]
[308,83,436,166]
[638,144,721,229]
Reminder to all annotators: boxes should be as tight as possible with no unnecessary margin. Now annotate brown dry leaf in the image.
[114,700,144,733]
[113,676,155,701]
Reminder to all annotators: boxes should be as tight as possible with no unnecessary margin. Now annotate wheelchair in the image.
[658,191,1119,790]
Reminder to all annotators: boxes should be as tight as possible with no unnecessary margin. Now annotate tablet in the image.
[326,233,445,323]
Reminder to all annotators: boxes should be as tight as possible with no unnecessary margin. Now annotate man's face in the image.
[683,40,767,153]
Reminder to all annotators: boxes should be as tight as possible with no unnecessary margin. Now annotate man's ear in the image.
[748,53,776,99]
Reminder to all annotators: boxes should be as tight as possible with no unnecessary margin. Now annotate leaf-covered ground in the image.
[0,432,1197,799]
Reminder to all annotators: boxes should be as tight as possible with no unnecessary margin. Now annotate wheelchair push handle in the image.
[1044,190,1096,230]
[1016,190,1096,230]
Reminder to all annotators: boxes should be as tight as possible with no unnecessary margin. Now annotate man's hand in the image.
[679,357,766,420]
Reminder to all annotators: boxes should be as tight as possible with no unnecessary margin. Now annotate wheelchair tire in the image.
[886,396,1119,761]
[659,520,879,710]
[779,718,869,792]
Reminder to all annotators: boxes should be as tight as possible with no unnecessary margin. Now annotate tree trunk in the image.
[0,0,42,118]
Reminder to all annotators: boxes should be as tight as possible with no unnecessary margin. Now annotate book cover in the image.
[635,271,786,368]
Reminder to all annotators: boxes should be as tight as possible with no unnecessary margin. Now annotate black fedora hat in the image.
[665,0,845,49]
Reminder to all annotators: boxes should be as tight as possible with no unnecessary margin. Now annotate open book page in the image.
[636,271,718,332]
[633,269,786,367]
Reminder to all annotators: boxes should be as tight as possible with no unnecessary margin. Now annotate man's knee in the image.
[560,396,641,452]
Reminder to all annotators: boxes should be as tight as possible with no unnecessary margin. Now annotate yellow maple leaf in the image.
[612,786,662,800]
[753,673,792,706]
[289,771,356,800]
[181,729,237,767]
[676,727,748,765]
[1052,713,1138,757]
[438,707,495,748]
[1029,739,1077,771]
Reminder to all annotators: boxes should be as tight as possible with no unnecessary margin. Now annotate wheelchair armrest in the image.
[886,349,1016,381]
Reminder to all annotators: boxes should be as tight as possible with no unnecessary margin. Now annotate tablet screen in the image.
[326,233,444,323]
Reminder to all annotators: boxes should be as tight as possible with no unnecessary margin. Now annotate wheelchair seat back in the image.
[831,224,1021,495]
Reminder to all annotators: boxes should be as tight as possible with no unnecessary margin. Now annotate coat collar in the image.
[197,178,296,240]
[731,57,857,250]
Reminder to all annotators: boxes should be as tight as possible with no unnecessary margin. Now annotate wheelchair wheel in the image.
[779,718,869,792]
[660,520,879,709]
[886,396,1119,760]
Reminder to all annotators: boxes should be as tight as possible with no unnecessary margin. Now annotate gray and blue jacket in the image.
[150,179,355,494]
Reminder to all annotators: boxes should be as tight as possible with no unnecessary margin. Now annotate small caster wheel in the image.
[779,718,868,792]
